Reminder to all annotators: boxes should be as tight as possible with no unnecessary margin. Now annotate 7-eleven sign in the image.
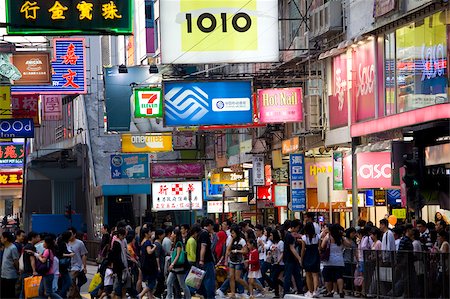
[134,88,163,118]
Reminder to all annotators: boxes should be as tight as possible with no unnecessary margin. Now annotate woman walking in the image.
[139,227,157,299]
[268,230,284,299]
[301,222,320,298]
[166,229,191,299]
[227,226,249,299]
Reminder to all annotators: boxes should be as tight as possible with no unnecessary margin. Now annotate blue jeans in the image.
[199,262,216,299]
[220,277,244,294]
[259,260,271,287]
[39,274,62,299]
[283,261,303,295]
[59,272,72,298]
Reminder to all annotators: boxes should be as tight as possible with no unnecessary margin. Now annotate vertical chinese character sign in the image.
[11,38,87,95]
[252,155,265,186]
[42,95,63,120]
[0,86,11,120]
[290,153,306,211]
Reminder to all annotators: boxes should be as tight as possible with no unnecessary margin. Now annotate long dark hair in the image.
[271,230,281,244]
[231,225,243,244]
[173,228,183,245]
[304,222,316,241]
[44,235,56,255]
[329,224,343,246]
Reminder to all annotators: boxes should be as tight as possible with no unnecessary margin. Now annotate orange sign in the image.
[282,137,299,155]
[12,52,51,85]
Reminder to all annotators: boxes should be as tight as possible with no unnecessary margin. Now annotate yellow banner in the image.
[0,86,11,119]
[211,172,245,185]
[392,208,407,219]
[122,133,173,153]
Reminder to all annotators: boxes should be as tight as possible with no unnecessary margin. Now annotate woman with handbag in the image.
[166,229,191,299]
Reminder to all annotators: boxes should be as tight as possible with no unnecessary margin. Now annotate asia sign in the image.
[151,163,204,179]
[258,88,303,123]
[159,0,279,64]
[6,0,132,35]
[164,81,252,126]
[330,53,348,129]
[121,133,173,153]
[290,153,306,211]
[12,52,51,85]
[0,170,23,187]
[152,181,203,211]
[134,88,163,118]
[11,95,39,125]
[0,143,24,167]
[110,154,149,179]
[11,38,87,95]
[0,119,34,138]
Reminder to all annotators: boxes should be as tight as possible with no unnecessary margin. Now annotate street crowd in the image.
[0,212,449,299]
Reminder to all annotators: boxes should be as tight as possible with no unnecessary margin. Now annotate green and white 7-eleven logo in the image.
[134,88,163,118]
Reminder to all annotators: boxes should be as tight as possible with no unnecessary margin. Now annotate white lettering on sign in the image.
[359,164,391,179]
[334,67,347,111]
[421,43,446,81]
[131,135,164,147]
[356,63,375,97]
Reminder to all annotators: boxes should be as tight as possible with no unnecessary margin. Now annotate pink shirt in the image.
[43,249,54,275]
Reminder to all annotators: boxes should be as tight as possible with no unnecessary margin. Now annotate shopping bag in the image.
[24,275,42,299]
[88,272,102,293]
[185,266,206,290]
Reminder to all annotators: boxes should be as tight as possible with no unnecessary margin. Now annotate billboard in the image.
[290,153,306,211]
[258,88,303,123]
[12,52,51,85]
[152,181,203,211]
[163,81,252,126]
[207,201,232,213]
[122,133,173,153]
[0,119,34,138]
[110,154,149,179]
[159,0,279,64]
[330,53,349,128]
[11,94,39,125]
[134,88,163,118]
[42,95,63,121]
[0,170,23,187]
[0,143,24,167]
[172,131,197,149]
[274,185,288,207]
[11,38,87,95]
[151,162,204,179]
[6,0,132,35]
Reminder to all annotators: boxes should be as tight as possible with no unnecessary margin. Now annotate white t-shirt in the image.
[104,268,114,286]
[225,230,232,247]
[271,241,284,266]
[257,235,267,260]
[302,234,320,245]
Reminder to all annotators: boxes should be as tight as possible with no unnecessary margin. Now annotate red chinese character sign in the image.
[152,181,203,211]
[42,95,63,120]
[11,94,40,125]
[0,170,23,187]
[11,38,87,95]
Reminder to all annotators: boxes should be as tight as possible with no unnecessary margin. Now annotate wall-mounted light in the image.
[149,64,159,74]
[118,64,128,73]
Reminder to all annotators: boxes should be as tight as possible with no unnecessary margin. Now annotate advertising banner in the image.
[12,52,51,85]
[0,119,34,138]
[387,189,401,206]
[11,94,39,125]
[346,193,365,208]
[207,201,232,213]
[330,53,349,128]
[159,0,279,64]
[172,131,196,149]
[6,0,132,35]
[0,143,24,167]
[0,170,23,187]
[122,133,173,153]
[290,153,306,211]
[203,180,223,199]
[151,162,203,179]
[305,158,332,188]
[257,185,272,200]
[42,95,63,121]
[211,172,245,185]
[343,152,393,189]
[252,155,265,186]
[134,88,163,118]
[274,185,288,207]
[152,181,203,211]
[375,189,387,206]
[333,152,344,190]
[145,0,155,54]
[11,38,87,95]
[110,154,149,179]
[365,189,375,207]
[258,88,303,123]
[0,86,11,120]
[282,137,299,155]
[353,40,376,122]
[163,81,252,126]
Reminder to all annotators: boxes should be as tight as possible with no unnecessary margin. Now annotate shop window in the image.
[384,32,396,115]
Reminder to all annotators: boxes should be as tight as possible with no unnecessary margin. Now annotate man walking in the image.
[380,219,396,251]
[1,231,20,299]
[197,218,216,299]
[283,219,304,296]
[67,227,88,298]
[19,231,40,299]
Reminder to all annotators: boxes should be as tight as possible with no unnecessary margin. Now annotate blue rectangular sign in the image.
[110,154,149,179]
[203,179,224,200]
[163,80,253,126]
[0,118,34,138]
[387,189,402,206]
[365,189,375,207]
[290,153,306,211]
[11,38,87,94]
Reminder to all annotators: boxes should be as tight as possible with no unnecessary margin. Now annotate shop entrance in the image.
[108,196,135,227]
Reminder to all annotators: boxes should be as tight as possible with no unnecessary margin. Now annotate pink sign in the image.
[330,54,348,129]
[343,152,394,189]
[151,163,203,178]
[352,40,376,122]
[258,88,303,123]
[305,158,333,188]
[42,95,63,121]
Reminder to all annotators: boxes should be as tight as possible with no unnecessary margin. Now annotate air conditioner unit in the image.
[304,95,322,131]
[309,1,342,39]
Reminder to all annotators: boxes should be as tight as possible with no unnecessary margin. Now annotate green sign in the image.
[6,0,132,35]
[333,152,343,190]
[134,88,163,118]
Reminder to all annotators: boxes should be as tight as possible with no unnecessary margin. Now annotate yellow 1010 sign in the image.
[160,0,279,64]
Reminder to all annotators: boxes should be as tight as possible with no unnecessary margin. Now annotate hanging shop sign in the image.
[163,80,252,126]
[11,94,39,125]
[387,189,401,206]
[159,0,278,64]
[6,0,132,35]
[228,202,251,212]
[134,88,163,118]
[282,137,300,155]
[12,52,51,85]
[121,133,173,153]
[0,170,23,187]
[258,88,303,124]
[274,185,288,207]
[352,40,376,122]
[306,158,333,188]
[330,53,349,129]
[272,166,289,183]
[172,131,196,150]
[207,200,232,213]
[42,95,63,121]
[343,152,393,189]
[11,38,87,95]
[110,154,149,179]
[290,153,306,211]
[0,143,24,167]
[151,162,203,179]
[365,190,375,207]
[152,181,203,211]
[0,86,11,120]
[0,118,34,138]
[374,189,387,206]
[373,0,396,18]
[333,152,344,190]
[252,155,265,186]
[346,193,365,208]
[392,208,406,219]
[257,185,272,200]
[210,172,245,185]
[257,200,274,209]
[203,180,223,199]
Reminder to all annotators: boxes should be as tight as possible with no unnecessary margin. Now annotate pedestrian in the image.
[227,225,249,299]
[99,260,114,299]
[139,227,157,299]
[67,227,88,298]
[417,220,433,251]
[162,226,174,256]
[380,219,395,251]
[343,228,357,295]
[166,229,190,299]
[13,229,26,254]
[269,229,284,298]
[109,228,130,299]
[283,219,304,296]
[301,222,320,298]
[153,228,166,299]
[19,231,40,299]
[186,225,201,266]
[247,238,265,299]
[370,227,382,250]
[97,224,110,264]
[1,231,20,299]
[57,231,75,298]
[196,218,216,299]
[304,212,321,235]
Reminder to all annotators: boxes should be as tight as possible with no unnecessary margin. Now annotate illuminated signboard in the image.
[6,0,132,35]
[122,133,173,153]
[134,88,163,118]
[152,181,203,211]
[0,170,23,187]
[0,143,24,167]
[11,38,87,95]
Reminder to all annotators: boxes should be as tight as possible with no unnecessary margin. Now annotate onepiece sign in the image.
[152,181,203,211]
